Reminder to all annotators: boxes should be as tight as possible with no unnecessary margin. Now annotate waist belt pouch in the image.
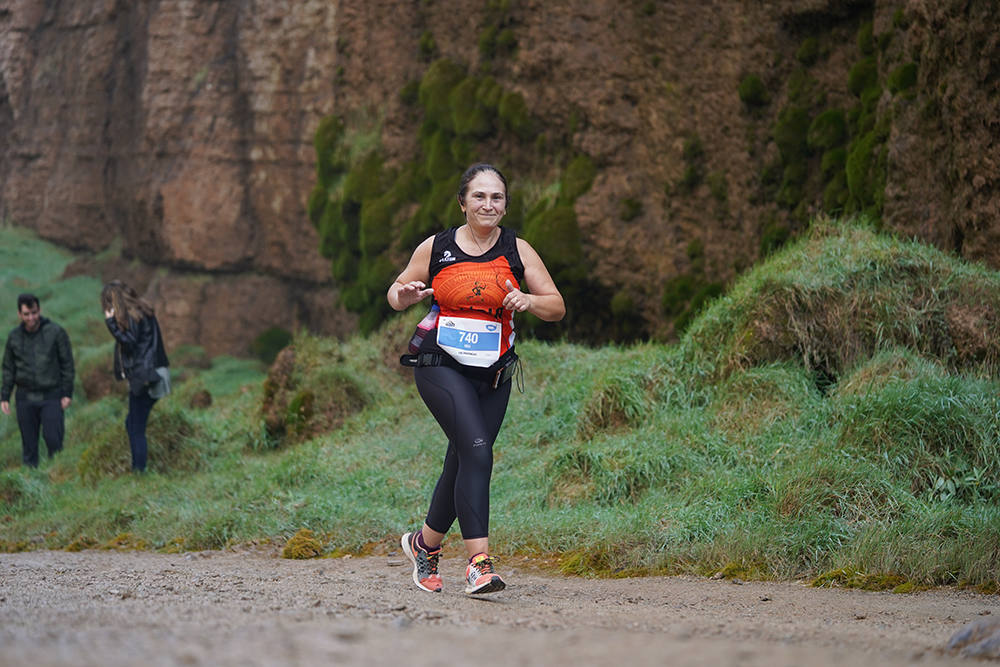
[491,354,520,389]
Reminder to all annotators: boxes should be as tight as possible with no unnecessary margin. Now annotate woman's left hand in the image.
[104,308,114,319]
[503,280,532,313]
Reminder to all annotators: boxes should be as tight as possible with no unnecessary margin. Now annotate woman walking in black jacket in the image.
[101,281,170,472]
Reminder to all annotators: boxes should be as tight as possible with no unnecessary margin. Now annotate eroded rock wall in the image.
[1,0,998,350]
[0,0,352,354]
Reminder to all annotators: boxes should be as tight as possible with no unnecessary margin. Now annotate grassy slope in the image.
[0,220,998,591]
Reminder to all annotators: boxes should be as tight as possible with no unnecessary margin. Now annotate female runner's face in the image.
[461,171,507,230]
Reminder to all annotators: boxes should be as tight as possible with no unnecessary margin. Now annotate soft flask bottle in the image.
[408,304,440,354]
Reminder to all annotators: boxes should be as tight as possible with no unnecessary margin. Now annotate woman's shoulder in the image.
[514,236,543,262]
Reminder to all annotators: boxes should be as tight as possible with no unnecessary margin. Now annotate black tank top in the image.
[420,226,525,370]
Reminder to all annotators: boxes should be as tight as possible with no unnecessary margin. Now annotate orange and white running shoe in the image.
[401,532,443,592]
[464,553,506,595]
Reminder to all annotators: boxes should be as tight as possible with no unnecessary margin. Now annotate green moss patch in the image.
[282,528,324,559]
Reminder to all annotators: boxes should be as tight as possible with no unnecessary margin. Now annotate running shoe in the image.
[464,552,506,595]
[401,531,443,592]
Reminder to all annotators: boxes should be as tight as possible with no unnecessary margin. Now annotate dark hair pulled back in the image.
[457,163,508,205]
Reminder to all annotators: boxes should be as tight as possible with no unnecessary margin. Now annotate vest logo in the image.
[485,324,497,332]
[438,250,456,263]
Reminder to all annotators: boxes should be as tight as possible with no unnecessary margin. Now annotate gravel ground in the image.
[1,548,996,666]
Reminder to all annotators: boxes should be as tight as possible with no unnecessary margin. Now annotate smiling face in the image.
[459,171,507,231]
[18,303,41,333]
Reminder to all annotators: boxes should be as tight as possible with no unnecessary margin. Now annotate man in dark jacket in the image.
[1,293,75,467]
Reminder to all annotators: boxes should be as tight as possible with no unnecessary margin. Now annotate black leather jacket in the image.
[105,314,169,392]
[1,317,75,401]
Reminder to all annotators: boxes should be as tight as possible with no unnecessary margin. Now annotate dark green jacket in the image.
[1,317,75,401]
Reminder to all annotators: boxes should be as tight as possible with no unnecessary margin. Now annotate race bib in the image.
[436,316,502,367]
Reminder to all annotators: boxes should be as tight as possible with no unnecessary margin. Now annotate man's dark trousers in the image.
[16,394,64,467]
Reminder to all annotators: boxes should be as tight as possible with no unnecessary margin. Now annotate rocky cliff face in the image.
[883,0,1000,262]
[0,0,352,354]
[1,0,997,351]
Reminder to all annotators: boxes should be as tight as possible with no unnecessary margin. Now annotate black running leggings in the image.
[414,365,512,540]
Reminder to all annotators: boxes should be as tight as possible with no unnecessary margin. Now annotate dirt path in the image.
[0,548,995,666]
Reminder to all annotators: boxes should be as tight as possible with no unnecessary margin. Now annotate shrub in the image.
[682,134,704,162]
[887,63,917,95]
[796,37,820,66]
[306,184,327,227]
[823,173,849,211]
[523,206,583,279]
[674,282,723,333]
[76,406,205,483]
[662,274,697,317]
[419,59,466,132]
[683,220,1000,382]
[399,80,420,106]
[848,57,879,97]
[662,272,723,335]
[259,341,374,446]
[475,76,503,109]
[359,193,394,256]
[251,327,293,365]
[424,129,457,184]
[610,290,635,318]
[787,68,822,107]
[418,31,437,61]
[808,109,847,151]
[498,91,533,139]
[342,151,385,205]
[675,135,707,194]
[845,129,887,216]
[774,107,812,163]
[496,28,517,55]
[559,155,597,204]
[450,78,494,139]
[759,217,791,255]
[478,25,499,61]
[313,116,347,185]
[857,21,875,56]
[821,147,847,178]
[707,171,728,204]
[738,75,769,107]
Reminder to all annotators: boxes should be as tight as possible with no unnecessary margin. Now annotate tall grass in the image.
[1,221,998,591]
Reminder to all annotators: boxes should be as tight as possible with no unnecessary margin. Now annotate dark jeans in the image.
[16,397,65,468]
[126,391,158,472]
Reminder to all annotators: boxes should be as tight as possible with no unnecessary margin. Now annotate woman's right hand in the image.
[393,281,433,309]
[104,308,114,319]
[387,236,435,311]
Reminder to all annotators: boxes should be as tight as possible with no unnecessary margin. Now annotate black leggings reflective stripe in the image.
[414,365,512,540]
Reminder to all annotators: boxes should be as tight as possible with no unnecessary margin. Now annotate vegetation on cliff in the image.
[307,3,941,344]
[307,54,606,340]
[1,221,998,592]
